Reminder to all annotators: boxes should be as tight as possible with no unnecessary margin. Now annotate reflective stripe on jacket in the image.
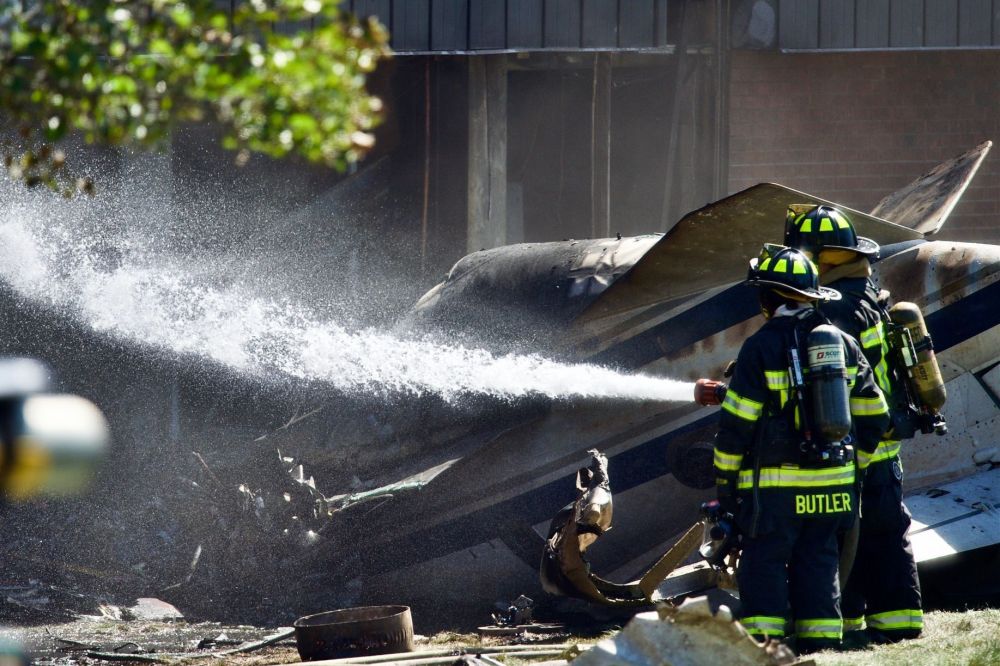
[821,277,903,472]
[713,307,889,497]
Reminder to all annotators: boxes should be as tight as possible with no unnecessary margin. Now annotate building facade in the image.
[196,0,1000,282]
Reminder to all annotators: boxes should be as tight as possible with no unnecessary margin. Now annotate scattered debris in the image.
[294,606,414,661]
[85,652,166,663]
[195,632,239,649]
[84,626,296,663]
[570,597,800,666]
[478,595,566,637]
[272,643,589,666]
[492,595,535,627]
[541,450,714,608]
[129,598,185,622]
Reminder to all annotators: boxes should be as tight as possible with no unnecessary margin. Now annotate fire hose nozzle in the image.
[694,378,727,406]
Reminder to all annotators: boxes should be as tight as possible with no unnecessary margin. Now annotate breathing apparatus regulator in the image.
[885,302,948,436]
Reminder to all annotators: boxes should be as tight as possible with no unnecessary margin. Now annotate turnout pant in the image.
[736,486,856,652]
[842,458,923,640]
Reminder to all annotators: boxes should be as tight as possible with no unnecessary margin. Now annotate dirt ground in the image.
[10,617,577,665]
[7,617,297,665]
[7,607,1000,666]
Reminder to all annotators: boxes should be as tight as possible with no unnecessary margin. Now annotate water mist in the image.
[0,157,694,405]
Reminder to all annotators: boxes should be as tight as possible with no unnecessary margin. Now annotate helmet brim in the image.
[822,235,880,258]
[748,279,842,302]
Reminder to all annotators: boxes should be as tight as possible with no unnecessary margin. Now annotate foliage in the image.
[0,0,390,194]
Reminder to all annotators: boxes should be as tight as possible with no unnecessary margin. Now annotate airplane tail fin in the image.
[869,140,992,235]
[575,183,921,327]
[576,142,993,328]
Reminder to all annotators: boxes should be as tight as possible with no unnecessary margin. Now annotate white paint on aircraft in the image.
[908,466,1000,564]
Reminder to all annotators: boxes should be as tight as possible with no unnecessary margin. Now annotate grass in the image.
[425,631,482,645]
[319,612,1000,665]
[18,609,1000,665]
[813,609,1000,666]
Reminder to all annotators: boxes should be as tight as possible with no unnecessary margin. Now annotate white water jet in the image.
[0,184,693,404]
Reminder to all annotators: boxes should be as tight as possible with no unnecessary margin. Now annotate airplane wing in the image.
[576,183,923,327]
[907,465,1000,564]
[870,141,992,235]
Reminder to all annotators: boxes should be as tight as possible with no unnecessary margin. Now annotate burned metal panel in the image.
[405,236,661,351]
[582,0,619,48]
[432,0,469,50]
[889,0,924,47]
[655,0,670,46]
[855,0,890,47]
[908,467,1000,563]
[470,0,507,50]
[544,0,583,48]
[958,0,992,46]
[392,0,430,51]
[576,183,923,326]
[508,0,545,48]
[869,141,992,235]
[619,0,657,47]
[819,0,855,49]
[925,0,959,47]
[351,0,391,20]
[778,0,819,50]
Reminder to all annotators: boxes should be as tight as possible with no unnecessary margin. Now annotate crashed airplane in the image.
[3,142,998,628]
[233,140,1000,624]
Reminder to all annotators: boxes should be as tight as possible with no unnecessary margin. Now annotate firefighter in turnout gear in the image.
[714,245,889,653]
[787,204,924,643]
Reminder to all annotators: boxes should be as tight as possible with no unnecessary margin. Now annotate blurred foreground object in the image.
[0,636,28,666]
[0,357,109,500]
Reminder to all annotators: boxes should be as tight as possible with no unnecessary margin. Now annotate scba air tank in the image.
[806,325,852,443]
[889,301,947,412]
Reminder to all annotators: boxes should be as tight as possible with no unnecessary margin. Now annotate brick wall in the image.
[728,50,1000,243]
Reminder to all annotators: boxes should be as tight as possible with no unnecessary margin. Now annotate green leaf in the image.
[289,113,317,135]
[171,5,194,29]
[149,38,175,56]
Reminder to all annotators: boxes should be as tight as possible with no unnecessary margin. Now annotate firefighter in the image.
[786,204,923,643]
[714,245,889,653]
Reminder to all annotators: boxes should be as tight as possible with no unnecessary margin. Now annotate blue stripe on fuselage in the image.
[590,283,760,369]
[924,278,1000,351]
[591,243,1000,371]
[366,412,718,575]
[377,265,1000,573]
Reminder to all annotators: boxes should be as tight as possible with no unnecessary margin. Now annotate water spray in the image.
[0,185,694,404]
